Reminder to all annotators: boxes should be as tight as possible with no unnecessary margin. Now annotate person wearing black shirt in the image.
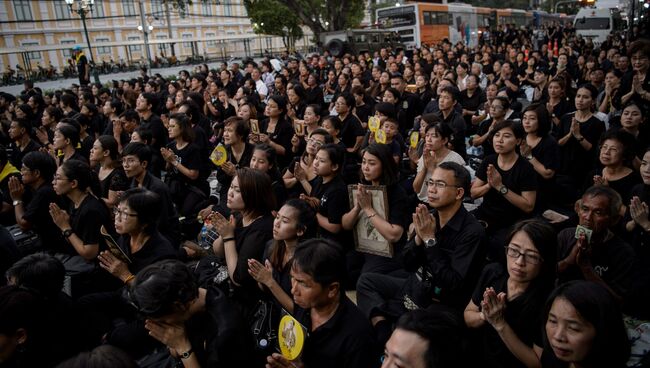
[472,120,537,261]
[459,75,486,135]
[161,113,205,218]
[556,186,636,301]
[9,152,66,254]
[53,123,89,165]
[211,168,276,316]
[390,73,420,135]
[265,239,379,368]
[135,93,166,175]
[122,142,180,247]
[8,118,40,170]
[520,103,561,211]
[555,85,605,203]
[253,95,294,170]
[342,144,411,275]
[436,86,467,160]
[216,117,254,201]
[335,93,365,157]
[128,260,256,367]
[357,162,485,346]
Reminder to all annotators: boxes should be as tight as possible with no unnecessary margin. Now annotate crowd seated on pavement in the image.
[1,22,650,368]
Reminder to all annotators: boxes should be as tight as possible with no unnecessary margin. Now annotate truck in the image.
[320,29,404,58]
[573,7,625,46]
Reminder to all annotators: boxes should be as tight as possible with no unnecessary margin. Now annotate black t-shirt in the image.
[166,142,202,187]
[97,167,129,201]
[260,118,294,169]
[22,184,67,253]
[216,143,254,198]
[310,175,350,243]
[471,263,547,368]
[476,155,538,230]
[292,296,379,368]
[140,114,167,150]
[354,104,372,126]
[530,135,561,209]
[339,113,365,152]
[58,151,89,166]
[557,114,605,186]
[9,139,40,169]
[117,231,177,275]
[557,227,636,298]
[69,194,111,255]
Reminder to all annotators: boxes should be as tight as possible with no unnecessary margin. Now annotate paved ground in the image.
[0,58,255,96]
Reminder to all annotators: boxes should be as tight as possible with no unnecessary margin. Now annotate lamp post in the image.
[65,0,100,84]
[137,0,153,69]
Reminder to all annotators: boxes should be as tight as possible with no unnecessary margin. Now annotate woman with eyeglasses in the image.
[284,128,333,198]
[290,104,322,157]
[472,96,509,158]
[97,188,176,284]
[589,130,640,204]
[464,219,557,368]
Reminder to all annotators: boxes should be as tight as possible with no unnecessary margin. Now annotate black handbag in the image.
[7,224,42,256]
[249,299,278,352]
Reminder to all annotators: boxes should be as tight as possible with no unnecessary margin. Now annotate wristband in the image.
[124,274,135,284]
[367,212,377,219]
[222,237,235,243]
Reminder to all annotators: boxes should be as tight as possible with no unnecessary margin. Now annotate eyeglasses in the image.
[505,246,543,264]
[600,145,620,154]
[307,138,324,147]
[114,207,138,220]
[631,56,648,62]
[122,158,140,166]
[53,175,70,182]
[425,180,459,189]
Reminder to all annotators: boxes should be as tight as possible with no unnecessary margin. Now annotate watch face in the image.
[500,186,508,194]
[425,238,436,248]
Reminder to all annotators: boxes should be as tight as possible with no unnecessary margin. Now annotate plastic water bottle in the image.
[200,225,210,249]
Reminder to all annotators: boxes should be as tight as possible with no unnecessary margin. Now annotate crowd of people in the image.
[0,21,649,368]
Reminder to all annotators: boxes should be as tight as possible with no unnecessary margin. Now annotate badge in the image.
[294,120,305,136]
[278,314,306,361]
[409,131,419,148]
[375,129,387,144]
[402,100,409,109]
[209,144,228,166]
[368,116,380,133]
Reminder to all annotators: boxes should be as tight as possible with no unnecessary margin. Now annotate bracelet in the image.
[222,237,235,243]
[367,212,377,219]
[124,274,135,284]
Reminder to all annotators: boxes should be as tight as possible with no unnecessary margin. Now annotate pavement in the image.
[0,58,255,96]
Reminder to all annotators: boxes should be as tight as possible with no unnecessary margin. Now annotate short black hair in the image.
[437,161,471,195]
[128,260,198,318]
[291,239,345,291]
[6,253,65,300]
[122,142,152,165]
[22,151,57,182]
[119,188,161,234]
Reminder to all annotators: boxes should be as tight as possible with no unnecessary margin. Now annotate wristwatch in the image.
[424,237,437,248]
[499,185,509,195]
[62,228,73,238]
[12,200,22,206]
[179,348,194,360]
[525,154,533,161]
[576,136,585,142]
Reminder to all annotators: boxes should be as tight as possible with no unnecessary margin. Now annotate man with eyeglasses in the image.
[356,162,485,346]
[556,185,636,301]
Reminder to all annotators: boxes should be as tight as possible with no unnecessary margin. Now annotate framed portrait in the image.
[250,119,260,135]
[348,185,392,257]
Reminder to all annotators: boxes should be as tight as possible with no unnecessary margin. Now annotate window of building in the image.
[93,0,105,18]
[152,0,162,16]
[95,38,111,55]
[224,3,232,16]
[54,1,71,20]
[61,40,76,58]
[128,36,141,52]
[206,32,216,46]
[22,42,41,60]
[123,0,136,16]
[182,33,193,48]
[202,2,213,16]
[13,0,33,21]
[156,34,168,51]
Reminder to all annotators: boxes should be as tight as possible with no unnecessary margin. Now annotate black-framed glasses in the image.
[426,179,459,189]
[505,246,543,265]
[114,207,138,220]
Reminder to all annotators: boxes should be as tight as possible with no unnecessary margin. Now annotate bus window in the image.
[575,17,610,30]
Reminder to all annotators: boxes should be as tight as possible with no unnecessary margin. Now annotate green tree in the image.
[244,0,303,48]
[246,0,365,40]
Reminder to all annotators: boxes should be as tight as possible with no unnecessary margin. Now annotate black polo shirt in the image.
[292,296,380,368]
[402,206,486,310]
[436,109,467,160]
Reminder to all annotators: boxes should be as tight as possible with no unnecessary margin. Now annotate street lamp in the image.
[65,0,100,84]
